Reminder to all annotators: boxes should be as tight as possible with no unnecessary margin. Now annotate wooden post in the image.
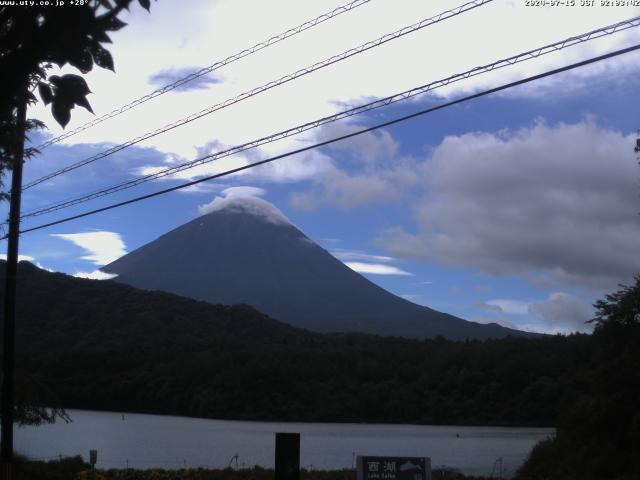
[275,433,300,480]
[0,98,28,480]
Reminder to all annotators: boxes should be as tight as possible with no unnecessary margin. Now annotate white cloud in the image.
[0,254,53,272]
[345,262,413,276]
[176,182,227,195]
[51,231,127,266]
[290,169,401,211]
[136,166,166,176]
[0,254,35,262]
[289,124,424,211]
[475,314,585,336]
[377,121,640,291]
[478,292,595,332]
[239,148,334,184]
[147,66,222,91]
[27,0,640,176]
[219,186,266,199]
[197,186,291,225]
[133,140,334,188]
[529,292,594,331]
[315,122,399,164]
[134,151,251,183]
[74,270,119,280]
[485,299,531,315]
[331,248,394,263]
[330,248,412,275]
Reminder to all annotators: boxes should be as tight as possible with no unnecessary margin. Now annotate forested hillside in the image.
[7,261,310,349]
[27,332,591,426]
[1,261,595,427]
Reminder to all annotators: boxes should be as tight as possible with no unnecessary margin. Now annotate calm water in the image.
[15,410,553,477]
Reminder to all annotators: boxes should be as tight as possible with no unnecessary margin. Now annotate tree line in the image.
[2,261,589,426]
[2,262,639,478]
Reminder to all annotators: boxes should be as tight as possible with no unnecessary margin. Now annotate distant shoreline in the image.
[51,407,558,430]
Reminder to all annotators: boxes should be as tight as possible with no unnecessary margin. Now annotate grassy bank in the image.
[78,467,491,480]
[14,458,491,480]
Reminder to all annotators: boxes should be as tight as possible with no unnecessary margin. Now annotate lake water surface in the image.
[15,410,553,477]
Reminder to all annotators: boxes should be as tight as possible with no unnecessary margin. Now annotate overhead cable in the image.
[24,0,493,190]
[20,14,640,220]
[12,42,640,238]
[34,0,373,150]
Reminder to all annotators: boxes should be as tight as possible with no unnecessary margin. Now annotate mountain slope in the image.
[1,260,311,353]
[103,197,529,340]
[0,262,577,427]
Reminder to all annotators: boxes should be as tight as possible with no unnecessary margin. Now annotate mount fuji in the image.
[102,196,529,340]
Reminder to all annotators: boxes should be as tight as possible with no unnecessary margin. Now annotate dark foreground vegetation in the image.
[78,467,491,480]
[15,459,491,480]
[14,455,89,480]
[1,263,639,479]
[516,277,640,479]
[6,261,588,426]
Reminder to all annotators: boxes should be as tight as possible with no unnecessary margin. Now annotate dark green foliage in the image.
[76,467,492,480]
[47,74,94,127]
[2,261,595,427]
[1,0,153,430]
[592,275,640,327]
[517,277,640,479]
[0,0,153,184]
[14,455,89,480]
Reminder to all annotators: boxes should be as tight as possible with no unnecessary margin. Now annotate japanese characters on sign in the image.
[357,456,431,480]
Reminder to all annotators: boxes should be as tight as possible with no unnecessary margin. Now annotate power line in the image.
[23,0,493,190]
[12,43,640,239]
[33,0,373,150]
[20,14,640,220]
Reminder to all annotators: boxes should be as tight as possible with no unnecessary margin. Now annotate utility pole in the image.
[1,98,28,479]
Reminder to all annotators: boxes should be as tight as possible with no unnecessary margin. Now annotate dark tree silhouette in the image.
[1,0,153,179]
[518,277,640,479]
[592,275,640,327]
[0,0,150,436]
[0,4,154,474]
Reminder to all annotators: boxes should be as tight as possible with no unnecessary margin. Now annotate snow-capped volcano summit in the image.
[198,190,292,225]
[102,196,530,340]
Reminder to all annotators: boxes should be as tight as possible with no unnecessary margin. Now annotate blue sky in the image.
[4,0,640,334]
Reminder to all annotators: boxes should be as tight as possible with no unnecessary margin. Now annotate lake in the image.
[15,410,554,477]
